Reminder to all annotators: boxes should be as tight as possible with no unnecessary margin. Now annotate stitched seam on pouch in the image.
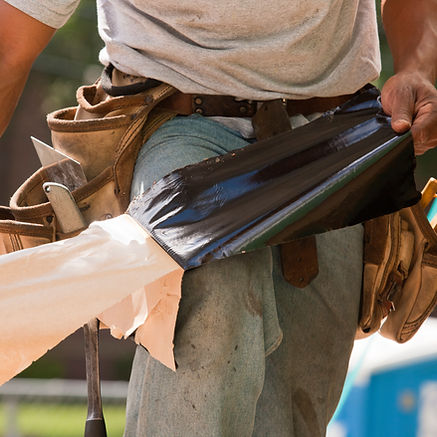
[405,293,437,327]
[412,205,437,248]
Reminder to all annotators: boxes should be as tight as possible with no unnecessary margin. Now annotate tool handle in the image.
[83,319,107,437]
[420,177,437,210]
[42,182,106,437]
[43,183,87,233]
[84,419,107,437]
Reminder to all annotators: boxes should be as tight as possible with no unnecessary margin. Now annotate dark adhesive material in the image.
[128,87,420,270]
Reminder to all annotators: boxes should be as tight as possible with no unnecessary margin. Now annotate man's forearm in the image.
[0,61,31,138]
[382,0,437,83]
[380,0,437,154]
[0,1,55,137]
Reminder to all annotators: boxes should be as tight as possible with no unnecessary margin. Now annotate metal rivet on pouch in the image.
[195,108,204,114]
[194,97,203,105]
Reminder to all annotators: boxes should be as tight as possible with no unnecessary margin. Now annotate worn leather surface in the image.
[280,238,319,288]
[252,99,292,140]
[358,186,437,343]
[159,90,354,118]
[48,81,176,182]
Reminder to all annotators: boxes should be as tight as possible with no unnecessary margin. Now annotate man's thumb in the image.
[392,117,412,132]
[390,91,415,133]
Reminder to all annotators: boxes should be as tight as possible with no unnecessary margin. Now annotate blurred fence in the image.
[0,379,128,437]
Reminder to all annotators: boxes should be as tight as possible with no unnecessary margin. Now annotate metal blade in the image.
[31,136,79,166]
[31,136,87,184]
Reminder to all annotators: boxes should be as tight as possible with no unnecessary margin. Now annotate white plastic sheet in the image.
[0,214,183,385]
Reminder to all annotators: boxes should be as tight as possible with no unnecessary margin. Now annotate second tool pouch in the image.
[358,179,437,342]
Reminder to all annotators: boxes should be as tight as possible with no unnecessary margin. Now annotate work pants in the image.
[124,114,363,437]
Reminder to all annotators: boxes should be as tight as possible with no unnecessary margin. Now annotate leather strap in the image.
[101,64,354,116]
[101,64,161,97]
[251,100,319,288]
[160,92,354,118]
[280,237,319,289]
[252,99,292,140]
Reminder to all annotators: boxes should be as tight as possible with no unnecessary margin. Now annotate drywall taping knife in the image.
[33,136,107,437]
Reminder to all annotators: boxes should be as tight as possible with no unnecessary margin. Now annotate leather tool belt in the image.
[2,67,436,344]
[1,65,352,258]
[158,92,353,118]
[101,63,355,118]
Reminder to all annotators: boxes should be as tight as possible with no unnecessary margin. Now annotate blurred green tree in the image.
[34,0,102,112]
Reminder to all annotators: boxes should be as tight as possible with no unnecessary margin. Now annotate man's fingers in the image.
[381,72,437,154]
[389,87,415,133]
[392,118,412,132]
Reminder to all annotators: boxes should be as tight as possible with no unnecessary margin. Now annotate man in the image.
[0,1,436,436]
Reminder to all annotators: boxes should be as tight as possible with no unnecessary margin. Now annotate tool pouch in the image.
[9,159,121,230]
[4,79,177,249]
[358,179,437,342]
[1,160,87,254]
[48,80,177,208]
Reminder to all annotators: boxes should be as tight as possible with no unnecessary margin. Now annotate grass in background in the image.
[0,403,126,437]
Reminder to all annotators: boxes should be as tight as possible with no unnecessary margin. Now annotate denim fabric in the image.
[125,114,363,437]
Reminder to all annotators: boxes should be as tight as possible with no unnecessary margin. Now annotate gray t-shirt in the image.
[6,0,381,100]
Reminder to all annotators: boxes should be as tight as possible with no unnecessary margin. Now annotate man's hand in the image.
[381,0,437,155]
[0,0,55,137]
[381,72,437,155]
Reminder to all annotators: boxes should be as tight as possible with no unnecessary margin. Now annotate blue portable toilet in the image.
[328,318,437,437]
